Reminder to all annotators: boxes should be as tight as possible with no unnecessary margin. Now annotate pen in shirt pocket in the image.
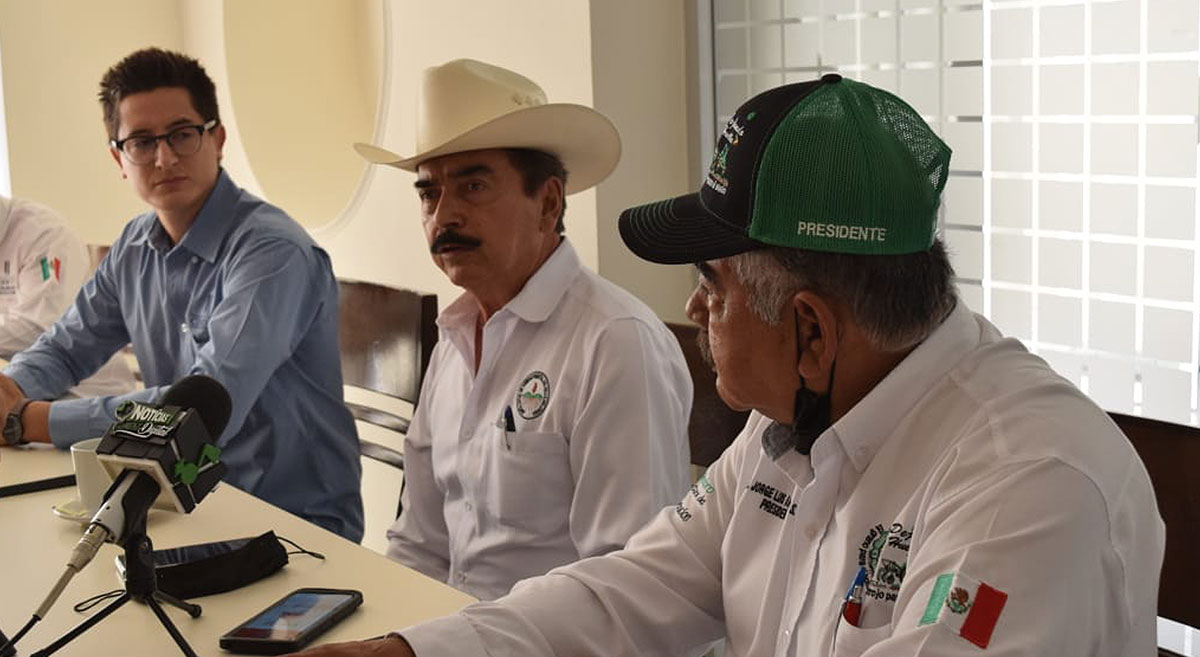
[496,405,517,448]
[841,566,867,627]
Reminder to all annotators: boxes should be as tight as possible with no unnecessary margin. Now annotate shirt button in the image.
[191,256,199,264]
[456,573,466,582]
[464,501,473,511]
[179,323,190,334]
[806,526,818,540]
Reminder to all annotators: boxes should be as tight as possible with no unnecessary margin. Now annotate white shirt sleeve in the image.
[387,357,452,584]
[401,420,744,657]
[0,201,89,358]
[852,458,1163,657]
[567,317,692,558]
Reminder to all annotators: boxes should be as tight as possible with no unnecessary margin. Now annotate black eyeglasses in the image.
[110,119,219,165]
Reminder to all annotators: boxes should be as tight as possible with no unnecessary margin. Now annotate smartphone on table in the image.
[219,587,363,655]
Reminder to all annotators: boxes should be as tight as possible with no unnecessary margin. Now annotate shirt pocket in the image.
[830,617,890,657]
[481,425,571,533]
[184,307,212,345]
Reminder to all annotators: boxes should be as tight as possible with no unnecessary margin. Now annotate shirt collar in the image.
[436,238,581,333]
[138,169,239,262]
[503,238,579,323]
[831,301,981,472]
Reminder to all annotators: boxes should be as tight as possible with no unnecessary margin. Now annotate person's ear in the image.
[109,147,126,178]
[214,123,227,162]
[792,290,839,387]
[538,176,564,232]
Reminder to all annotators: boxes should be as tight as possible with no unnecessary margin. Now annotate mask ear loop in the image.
[277,536,326,561]
[791,308,835,455]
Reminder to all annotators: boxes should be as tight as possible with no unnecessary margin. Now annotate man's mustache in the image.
[696,328,715,371]
[430,230,482,254]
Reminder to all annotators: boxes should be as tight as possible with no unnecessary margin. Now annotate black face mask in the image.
[154,531,291,600]
[761,309,835,459]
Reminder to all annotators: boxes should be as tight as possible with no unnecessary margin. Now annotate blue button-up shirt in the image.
[6,171,363,541]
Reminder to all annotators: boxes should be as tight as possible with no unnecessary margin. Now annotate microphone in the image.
[72,375,232,568]
[3,375,233,649]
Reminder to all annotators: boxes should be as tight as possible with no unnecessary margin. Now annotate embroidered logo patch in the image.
[515,371,550,420]
[857,522,912,602]
[919,572,1008,649]
[39,255,60,282]
[675,471,715,523]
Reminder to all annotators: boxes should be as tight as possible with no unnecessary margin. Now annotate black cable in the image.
[73,589,123,613]
[0,474,76,498]
[277,536,325,560]
[0,615,38,655]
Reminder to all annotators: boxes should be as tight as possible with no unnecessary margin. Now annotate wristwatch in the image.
[3,398,34,446]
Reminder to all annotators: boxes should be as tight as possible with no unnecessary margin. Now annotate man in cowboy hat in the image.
[354,59,691,601]
[295,75,1162,657]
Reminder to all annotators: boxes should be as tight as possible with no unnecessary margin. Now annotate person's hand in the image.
[283,636,414,657]
[0,373,24,442]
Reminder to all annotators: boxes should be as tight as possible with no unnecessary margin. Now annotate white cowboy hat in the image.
[355,58,621,195]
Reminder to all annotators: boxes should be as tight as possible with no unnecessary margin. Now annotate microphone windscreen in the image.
[160,374,233,439]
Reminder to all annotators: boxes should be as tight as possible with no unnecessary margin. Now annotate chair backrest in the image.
[338,280,437,525]
[666,322,750,468]
[86,244,110,274]
[1108,411,1200,634]
[337,279,437,406]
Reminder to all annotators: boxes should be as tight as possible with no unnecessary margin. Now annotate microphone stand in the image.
[31,500,202,657]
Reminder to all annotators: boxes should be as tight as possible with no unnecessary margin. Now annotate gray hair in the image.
[730,239,958,352]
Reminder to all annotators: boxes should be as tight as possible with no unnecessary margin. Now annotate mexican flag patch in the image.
[919,572,1007,649]
[38,256,60,282]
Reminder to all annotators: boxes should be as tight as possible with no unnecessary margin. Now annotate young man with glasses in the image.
[0,47,364,541]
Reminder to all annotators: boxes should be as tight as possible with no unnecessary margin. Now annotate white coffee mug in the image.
[70,437,111,516]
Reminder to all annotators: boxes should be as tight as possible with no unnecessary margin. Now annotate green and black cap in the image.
[619,74,952,264]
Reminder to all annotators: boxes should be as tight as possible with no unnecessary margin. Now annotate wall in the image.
[224,0,380,229]
[0,1,184,245]
[0,0,696,321]
[590,0,697,323]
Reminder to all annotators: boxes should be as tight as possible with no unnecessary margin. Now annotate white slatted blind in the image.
[711,0,1200,428]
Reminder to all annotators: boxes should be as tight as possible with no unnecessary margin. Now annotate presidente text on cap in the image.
[355,58,621,195]
[619,74,952,264]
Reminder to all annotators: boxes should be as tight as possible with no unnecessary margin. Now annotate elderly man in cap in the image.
[354,59,692,602]
[299,74,1164,657]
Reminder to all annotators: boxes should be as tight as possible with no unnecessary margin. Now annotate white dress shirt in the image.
[400,303,1164,657]
[387,240,692,601]
[0,196,136,398]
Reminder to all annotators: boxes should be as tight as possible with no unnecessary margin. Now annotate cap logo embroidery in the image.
[705,114,750,196]
[796,221,889,243]
[515,371,551,420]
